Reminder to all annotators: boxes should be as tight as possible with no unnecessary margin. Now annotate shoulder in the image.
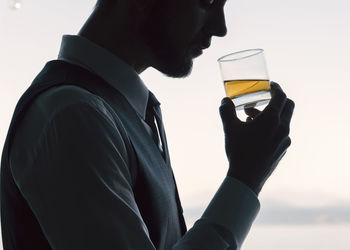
[11,85,117,162]
[29,84,119,135]
[34,85,111,120]
[10,84,137,191]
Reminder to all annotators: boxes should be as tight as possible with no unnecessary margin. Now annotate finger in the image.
[278,137,291,157]
[266,82,287,115]
[219,98,240,128]
[281,98,295,125]
[273,122,290,143]
[270,81,282,91]
[272,137,291,164]
[244,107,261,119]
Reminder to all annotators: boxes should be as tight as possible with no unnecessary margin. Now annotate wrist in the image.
[226,169,262,196]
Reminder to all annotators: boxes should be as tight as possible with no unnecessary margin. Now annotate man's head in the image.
[91,0,227,77]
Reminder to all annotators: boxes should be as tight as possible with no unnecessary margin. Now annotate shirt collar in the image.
[57,34,149,119]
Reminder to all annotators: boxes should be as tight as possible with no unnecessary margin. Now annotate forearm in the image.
[173,177,260,249]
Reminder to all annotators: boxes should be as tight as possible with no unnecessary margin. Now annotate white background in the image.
[1,0,350,249]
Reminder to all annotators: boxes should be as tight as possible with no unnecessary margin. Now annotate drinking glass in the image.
[218,49,271,110]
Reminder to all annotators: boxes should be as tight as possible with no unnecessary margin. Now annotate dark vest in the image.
[0,60,187,250]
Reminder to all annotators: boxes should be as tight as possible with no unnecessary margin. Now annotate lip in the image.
[200,37,212,49]
[191,46,203,57]
[200,41,211,50]
[190,38,211,57]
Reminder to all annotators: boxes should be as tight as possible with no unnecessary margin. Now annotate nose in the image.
[206,8,227,37]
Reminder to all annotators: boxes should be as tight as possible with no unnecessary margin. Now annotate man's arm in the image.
[12,102,156,250]
[174,82,295,249]
[12,82,294,249]
[173,177,260,250]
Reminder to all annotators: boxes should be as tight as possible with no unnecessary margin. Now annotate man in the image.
[0,0,294,249]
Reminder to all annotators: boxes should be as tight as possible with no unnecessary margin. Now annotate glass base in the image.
[232,90,271,110]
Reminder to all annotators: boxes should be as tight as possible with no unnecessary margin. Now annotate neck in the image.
[78,6,153,74]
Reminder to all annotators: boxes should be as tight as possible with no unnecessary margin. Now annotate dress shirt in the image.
[57,35,155,139]
[11,35,260,249]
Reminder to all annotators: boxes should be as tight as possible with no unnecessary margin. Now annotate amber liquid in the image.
[224,80,271,99]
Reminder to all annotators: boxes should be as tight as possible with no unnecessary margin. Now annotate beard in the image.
[139,1,195,78]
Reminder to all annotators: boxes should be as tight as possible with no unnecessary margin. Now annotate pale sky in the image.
[1,0,350,246]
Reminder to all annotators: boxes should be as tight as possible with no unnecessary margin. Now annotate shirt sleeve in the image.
[13,102,156,250]
[173,177,260,250]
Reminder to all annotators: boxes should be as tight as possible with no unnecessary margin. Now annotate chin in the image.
[153,52,194,78]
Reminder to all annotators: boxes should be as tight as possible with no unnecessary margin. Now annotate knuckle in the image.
[288,99,295,109]
[271,91,286,105]
[285,137,292,147]
[279,92,287,100]
[281,124,290,136]
[219,104,229,114]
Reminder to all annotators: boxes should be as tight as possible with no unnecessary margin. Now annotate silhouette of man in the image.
[0,0,294,249]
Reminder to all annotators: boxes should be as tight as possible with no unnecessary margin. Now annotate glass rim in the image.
[217,49,264,62]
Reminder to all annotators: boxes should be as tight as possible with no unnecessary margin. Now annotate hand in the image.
[219,82,295,195]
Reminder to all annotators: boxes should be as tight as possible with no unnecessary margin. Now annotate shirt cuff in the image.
[200,176,260,248]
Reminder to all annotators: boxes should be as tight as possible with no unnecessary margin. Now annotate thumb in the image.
[219,98,240,129]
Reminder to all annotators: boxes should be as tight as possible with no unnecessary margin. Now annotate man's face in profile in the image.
[141,0,227,78]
